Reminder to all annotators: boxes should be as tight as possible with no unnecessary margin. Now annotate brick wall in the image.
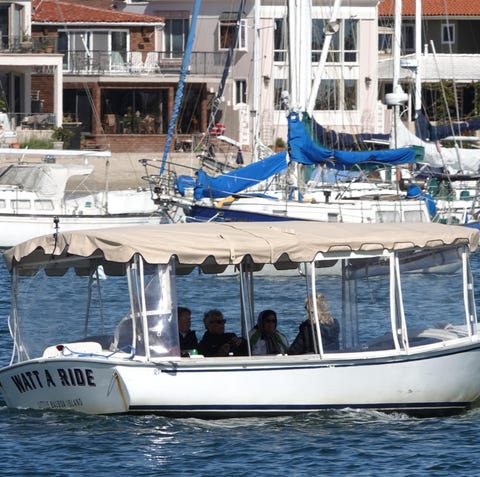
[32,75,54,113]
[89,134,167,153]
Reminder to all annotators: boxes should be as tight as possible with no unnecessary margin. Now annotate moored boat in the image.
[0,157,161,248]
[1,221,480,417]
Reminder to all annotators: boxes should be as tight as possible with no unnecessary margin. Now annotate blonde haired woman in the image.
[288,293,340,354]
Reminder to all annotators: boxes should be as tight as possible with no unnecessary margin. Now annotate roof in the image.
[32,0,163,24]
[378,53,480,82]
[4,221,478,274]
[379,0,480,17]
[0,163,93,198]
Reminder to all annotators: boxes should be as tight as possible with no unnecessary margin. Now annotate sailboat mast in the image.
[414,0,422,113]
[288,0,311,112]
[204,0,246,148]
[252,0,260,161]
[306,0,341,117]
[160,0,202,176]
[392,0,402,92]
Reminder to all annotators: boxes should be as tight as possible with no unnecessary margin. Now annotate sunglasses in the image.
[211,319,226,324]
[264,318,276,323]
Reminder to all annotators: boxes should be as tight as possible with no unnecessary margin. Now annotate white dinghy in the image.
[1,221,480,417]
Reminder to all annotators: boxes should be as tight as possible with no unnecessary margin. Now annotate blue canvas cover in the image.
[186,112,419,200]
[307,113,390,150]
[288,112,417,168]
[193,151,288,199]
[414,110,480,142]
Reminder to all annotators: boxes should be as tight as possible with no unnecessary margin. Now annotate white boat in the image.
[394,117,480,174]
[174,112,432,225]
[0,155,161,248]
[1,221,480,417]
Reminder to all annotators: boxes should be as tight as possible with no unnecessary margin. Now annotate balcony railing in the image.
[3,112,57,131]
[62,50,230,76]
[1,37,231,76]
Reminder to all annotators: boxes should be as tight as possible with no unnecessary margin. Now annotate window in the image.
[11,200,30,210]
[401,23,415,53]
[378,29,393,53]
[165,19,189,58]
[274,18,288,62]
[311,19,357,63]
[314,79,339,110]
[235,80,247,104]
[34,200,54,211]
[312,19,339,62]
[311,79,357,111]
[343,19,358,62]
[442,24,455,45]
[58,30,128,72]
[218,13,247,50]
[344,80,357,111]
[274,78,289,110]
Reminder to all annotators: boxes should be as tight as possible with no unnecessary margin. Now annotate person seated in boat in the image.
[178,306,198,354]
[248,309,289,355]
[288,293,340,354]
[197,309,248,357]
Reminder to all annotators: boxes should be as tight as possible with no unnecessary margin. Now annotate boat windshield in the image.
[114,259,179,358]
[7,243,475,364]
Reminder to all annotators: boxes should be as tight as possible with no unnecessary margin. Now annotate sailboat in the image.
[175,110,431,223]
[384,0,480,227]
[0,148,162,249]
[154,0,431,225]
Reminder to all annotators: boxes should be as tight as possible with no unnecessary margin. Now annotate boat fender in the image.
[217,196,235,208]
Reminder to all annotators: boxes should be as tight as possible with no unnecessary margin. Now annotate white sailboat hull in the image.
[2,342,480,416]
[193,195,430,224]
[0,162,160,248]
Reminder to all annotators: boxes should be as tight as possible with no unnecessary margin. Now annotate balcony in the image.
[61,50,230,77]
[0,35,231,77]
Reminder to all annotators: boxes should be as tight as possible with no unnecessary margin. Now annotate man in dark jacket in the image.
[178,306,198,353]
[198,309,248,357]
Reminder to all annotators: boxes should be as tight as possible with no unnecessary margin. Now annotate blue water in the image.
[1,257,480,476]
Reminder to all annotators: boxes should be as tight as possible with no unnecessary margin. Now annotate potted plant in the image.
[274,137,286,152]
[40,37,53,53]
[51,126,74,149]
[20,32,32,51]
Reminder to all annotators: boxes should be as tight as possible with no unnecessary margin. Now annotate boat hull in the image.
[2,343,480,417]
[188,196,430,224]
[0,214,161,249]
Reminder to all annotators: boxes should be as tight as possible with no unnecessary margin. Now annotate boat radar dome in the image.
[384,91,408,106]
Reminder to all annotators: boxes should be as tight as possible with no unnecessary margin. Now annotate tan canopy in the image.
[3,221,478,274]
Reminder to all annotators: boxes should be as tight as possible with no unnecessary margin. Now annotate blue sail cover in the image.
[414,110,480,141]
[288,112,416,168]
[307,114,390,150]
[193,151,287,199]
[186,112,417,200]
